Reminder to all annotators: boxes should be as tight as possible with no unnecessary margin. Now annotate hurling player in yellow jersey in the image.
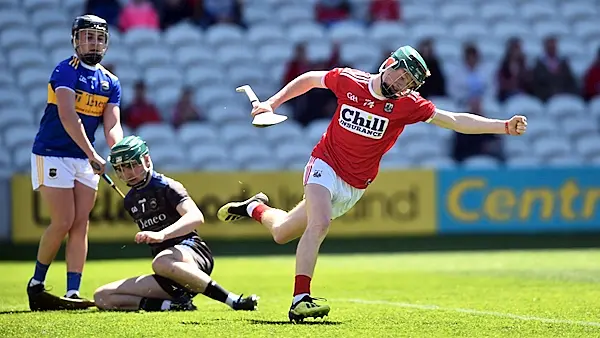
[27,15,123,311]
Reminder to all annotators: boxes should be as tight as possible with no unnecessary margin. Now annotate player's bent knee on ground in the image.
[93,285,115,310]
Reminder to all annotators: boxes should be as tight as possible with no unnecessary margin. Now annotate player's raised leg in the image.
[288,183,332,322]
[151,246,258,311]
[217,193,270,222]
[218,193,308,244]
[64,180,97,303]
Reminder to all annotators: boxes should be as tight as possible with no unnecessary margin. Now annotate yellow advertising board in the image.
[11,170,436,243]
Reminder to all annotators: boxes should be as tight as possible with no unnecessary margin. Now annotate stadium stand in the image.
[2,0,600,173]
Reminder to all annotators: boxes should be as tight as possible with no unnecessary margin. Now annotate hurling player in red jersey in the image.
[218,46,527,322]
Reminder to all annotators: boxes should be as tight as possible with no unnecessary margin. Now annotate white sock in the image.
[293,293,309,305]
[29,279,42,287]
[161,300,172,311]
[246,201,260,217]
[225,293,239,308]
[65,290,79,298]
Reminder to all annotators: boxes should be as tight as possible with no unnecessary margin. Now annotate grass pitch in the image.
[1,249,600,337]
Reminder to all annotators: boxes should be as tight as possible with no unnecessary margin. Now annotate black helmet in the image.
[71,15,109,66]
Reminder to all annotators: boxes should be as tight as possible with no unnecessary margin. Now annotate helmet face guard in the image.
[378,46,431,99]
[379,58,419,98]
[112,156,152,186]
[71,15,109,66]
[108,136,152,187]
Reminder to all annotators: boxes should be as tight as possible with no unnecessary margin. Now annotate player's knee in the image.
[151,256,175,277]
[272,230,291,245]
[49,216,75,234]
[93,287,112,310]
[306,219,331,238]
[69,218,89,236]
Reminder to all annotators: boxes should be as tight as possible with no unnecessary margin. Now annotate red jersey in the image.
[311,67,436,189]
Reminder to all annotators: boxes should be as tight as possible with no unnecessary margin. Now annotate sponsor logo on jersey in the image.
[47,84,108,117]
[338,104,388,140]
[137,213,167,229]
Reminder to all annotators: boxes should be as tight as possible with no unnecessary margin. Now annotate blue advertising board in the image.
[437,168,600,234]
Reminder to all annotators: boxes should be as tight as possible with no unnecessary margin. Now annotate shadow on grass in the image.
[0,310,31,315]
[181,319,343,326]
[247,319,343,326]
[0,309,97,315]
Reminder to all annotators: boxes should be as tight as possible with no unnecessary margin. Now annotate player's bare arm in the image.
[135,199,205,244]
[56,88,97,156]
[56,88,106,173]
[252,71,328,116]
[103,103,123,148]
[430,108,528,135]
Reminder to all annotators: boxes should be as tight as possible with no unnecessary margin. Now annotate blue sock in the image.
[32,260,50,284]
[66,272,82,294]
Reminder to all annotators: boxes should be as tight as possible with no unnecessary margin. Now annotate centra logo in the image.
[338,104,388,140]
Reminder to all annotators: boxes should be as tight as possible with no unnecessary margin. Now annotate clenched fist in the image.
[506,115,527,136]
[135,231,165,244]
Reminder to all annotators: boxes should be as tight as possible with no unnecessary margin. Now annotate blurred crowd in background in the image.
[0,0,596,172]
[84,0,600,165]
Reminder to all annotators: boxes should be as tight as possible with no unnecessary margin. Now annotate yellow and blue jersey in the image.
[32,55,121,158]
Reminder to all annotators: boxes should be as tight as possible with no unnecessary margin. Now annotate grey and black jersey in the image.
[123,171,206,257]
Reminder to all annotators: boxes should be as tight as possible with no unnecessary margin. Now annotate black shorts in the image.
[153,237,214,299]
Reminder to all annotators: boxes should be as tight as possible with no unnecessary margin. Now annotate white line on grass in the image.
[337,299,600,328]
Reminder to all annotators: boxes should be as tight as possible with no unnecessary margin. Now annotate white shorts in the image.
[303,156,365,220]
[31,154,100,191]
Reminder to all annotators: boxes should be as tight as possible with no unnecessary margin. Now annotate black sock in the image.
[202,280,229,304]
[139,297,164,311]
